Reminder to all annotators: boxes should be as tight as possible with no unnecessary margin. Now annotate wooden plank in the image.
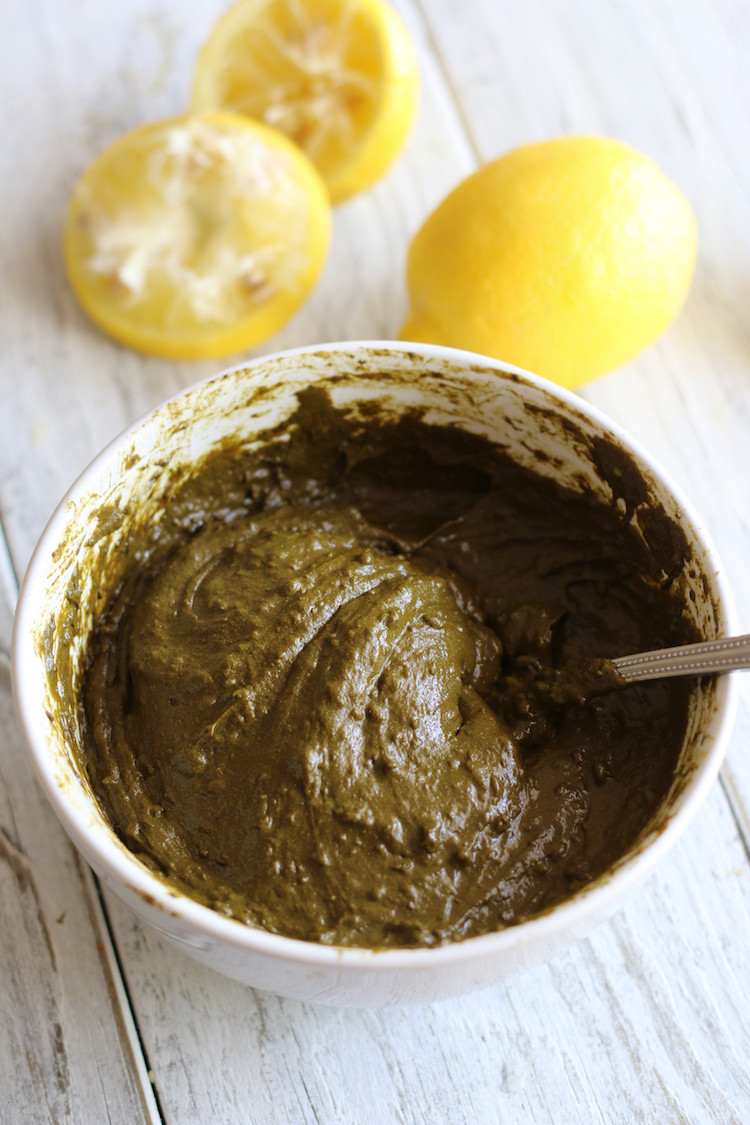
[0,527,158,1124]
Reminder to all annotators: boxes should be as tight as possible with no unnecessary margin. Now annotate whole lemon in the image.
[400,136,697,389]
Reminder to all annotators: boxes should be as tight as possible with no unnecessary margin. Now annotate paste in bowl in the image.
[81,389,696,947]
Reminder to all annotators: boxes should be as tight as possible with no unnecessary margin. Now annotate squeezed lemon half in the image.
[64,112,332,359]
[191,0,419,203]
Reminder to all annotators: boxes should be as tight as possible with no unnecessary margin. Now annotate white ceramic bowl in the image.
[12,341,738,1007]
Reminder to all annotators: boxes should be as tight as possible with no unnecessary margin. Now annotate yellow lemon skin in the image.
[401,137,697,389]
[192,0,419,204]
[64,112,331,360]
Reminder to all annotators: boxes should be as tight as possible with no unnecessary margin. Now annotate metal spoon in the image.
[612,633,750,683]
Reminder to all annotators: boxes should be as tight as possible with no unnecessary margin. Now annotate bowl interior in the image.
[14,342,734,968]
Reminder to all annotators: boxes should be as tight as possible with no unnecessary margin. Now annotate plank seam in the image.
[86,866,167,1125]
[719,771,750,865]
[0,513,19,647]
[0,507,162,1123]
[409,0,484,166]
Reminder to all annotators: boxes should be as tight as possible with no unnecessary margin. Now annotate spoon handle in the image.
[613,633,750,682]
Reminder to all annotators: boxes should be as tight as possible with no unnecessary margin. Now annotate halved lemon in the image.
[63,112,332,359]
[191,0,419,204]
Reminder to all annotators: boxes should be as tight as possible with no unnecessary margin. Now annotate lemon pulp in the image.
[192,0,419,203]
[64,112,331,359]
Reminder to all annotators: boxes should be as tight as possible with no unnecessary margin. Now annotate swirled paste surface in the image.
[82,390,695,947]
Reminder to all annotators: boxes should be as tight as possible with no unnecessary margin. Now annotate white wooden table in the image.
[3,1,750,1122]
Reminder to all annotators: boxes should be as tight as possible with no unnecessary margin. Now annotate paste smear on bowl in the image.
[81,389,695,948]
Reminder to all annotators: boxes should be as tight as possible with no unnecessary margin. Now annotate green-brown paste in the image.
[80,389,695,947]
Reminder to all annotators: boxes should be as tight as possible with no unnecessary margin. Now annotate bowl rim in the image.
[11,339,740,971]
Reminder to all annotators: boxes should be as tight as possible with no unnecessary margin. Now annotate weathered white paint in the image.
[2,0,749,1121]
[0,541,158,1124]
